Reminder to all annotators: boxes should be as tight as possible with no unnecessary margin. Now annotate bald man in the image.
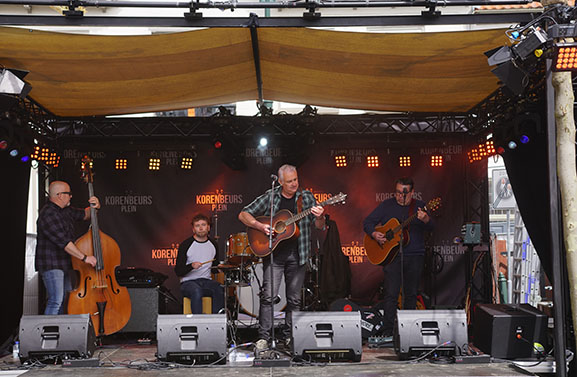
[35,181,99,315]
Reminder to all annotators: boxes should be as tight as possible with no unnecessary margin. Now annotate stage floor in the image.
[0,336,537,377]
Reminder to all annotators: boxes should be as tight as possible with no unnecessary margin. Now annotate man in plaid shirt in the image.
[35,181,99,315]
[238,164,325,352]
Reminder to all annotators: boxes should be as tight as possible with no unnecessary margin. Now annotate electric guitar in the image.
[364,197,441,266]
[247,192,347,257]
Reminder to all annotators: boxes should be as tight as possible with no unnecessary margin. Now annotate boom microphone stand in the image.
[268,174,278,350]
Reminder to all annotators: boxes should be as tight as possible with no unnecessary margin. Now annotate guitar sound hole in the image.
[274,222,286,233]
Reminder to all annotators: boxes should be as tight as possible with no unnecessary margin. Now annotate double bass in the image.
[68,156,131,336]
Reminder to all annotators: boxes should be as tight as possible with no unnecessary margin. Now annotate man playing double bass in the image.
[363,177,434,338]
[35,181,98,315]
[238,164,325,352]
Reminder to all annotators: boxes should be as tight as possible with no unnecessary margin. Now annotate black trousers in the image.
[382,254,424,335]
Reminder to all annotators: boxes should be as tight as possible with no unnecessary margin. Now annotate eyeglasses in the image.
[58,192,72,196]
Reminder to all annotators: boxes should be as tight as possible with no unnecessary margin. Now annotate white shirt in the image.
[180,239,215,283]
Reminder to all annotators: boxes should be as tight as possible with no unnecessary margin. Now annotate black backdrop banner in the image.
[59,134,480,308]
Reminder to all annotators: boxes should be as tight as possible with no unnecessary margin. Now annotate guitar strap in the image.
[296,191,303,214]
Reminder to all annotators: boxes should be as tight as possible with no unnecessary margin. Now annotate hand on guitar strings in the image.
[417,207,430,223]
[371,231,387,245]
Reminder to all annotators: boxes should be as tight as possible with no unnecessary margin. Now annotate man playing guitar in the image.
[238,164,325,352]
[363,177,434,338]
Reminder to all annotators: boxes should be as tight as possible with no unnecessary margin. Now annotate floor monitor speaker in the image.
[156,314,227,364]
[18,314,96,362]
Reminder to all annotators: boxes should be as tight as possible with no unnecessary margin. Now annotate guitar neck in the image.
[393,205,427,233]
[284,207,315,226]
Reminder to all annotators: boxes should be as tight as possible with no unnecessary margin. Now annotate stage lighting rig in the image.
[0,68,32,111]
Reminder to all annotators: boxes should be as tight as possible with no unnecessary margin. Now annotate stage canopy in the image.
[0,26,508,117]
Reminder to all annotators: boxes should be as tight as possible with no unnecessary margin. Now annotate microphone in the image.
[271,174,278,181]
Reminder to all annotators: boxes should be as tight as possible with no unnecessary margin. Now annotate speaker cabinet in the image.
[290,311,362,362]
[120,287,165,333]
[473,303,547,359]
[394,310,468,360]
[156,314,227,364]
[18,314,96,362]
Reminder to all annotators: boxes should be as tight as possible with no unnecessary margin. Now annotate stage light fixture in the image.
[399,156,411,167]
[115,158,127,170]
[508,141,518,150]
[20,155,30,163]
[367,155,379,168]
[335,155,347,168]
[0,68,32,112]
[9,148,18,157]
[48,152,60,167]
[486,140,496,155]
[181,156,194,170]
[149,158,161,171]
[553,44,577,71]
[430,155,443,167]
[213,140,222,149]
[0,140,7,150]
[259,137,268,147]
[520,135,530,144]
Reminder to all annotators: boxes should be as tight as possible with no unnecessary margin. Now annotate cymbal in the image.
[216,264,240,270]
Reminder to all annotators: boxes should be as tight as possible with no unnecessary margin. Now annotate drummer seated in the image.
[174,213,224,314]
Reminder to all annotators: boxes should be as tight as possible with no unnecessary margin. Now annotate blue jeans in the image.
[259,248,305,341]
[382,254,424,335]
[41,269,71,315]
[181,278,224,314]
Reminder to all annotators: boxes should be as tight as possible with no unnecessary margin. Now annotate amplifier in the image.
[473,303,547,359]
[19,314,96,362]
[116,267,168,288]
[156,314,227,365]
[394,310,468,360]
[290,311,362,362]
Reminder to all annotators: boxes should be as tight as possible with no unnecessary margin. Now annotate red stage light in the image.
[430,155,443,167]
[399,156,411,167]
[214,140,222,149]
[335,155,347,168]
[0,140,7,150]
[367,155,379,168]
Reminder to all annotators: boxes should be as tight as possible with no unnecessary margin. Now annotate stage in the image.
[0,340,536,377]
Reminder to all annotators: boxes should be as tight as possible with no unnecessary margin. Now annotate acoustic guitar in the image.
[247,192,347,257]
[364,197,441,266]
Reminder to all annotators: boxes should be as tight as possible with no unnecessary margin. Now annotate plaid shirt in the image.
[242,187,318,266]
[35,201,86,272]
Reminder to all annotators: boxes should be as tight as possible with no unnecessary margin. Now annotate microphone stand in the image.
[268,176,277,350]
[399,191,409,312]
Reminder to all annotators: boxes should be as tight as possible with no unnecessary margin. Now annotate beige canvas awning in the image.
[0,26,508,117]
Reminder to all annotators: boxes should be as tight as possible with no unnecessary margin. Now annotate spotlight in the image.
[399,156,411,167]
[149,158,160,171]
[367,155,379,168]
[497,146,506,155]
[508,141,518,150]
[335,155,347,168]
[9,148,18,157]
[553,44,577,71]
[214,140,222,149]
[181,156,194,170]
[486,140,496,155]
[48,153,60,167]
[430,155,443,167]
[0,140,7,150]
[115,158,127,170]
[520,135,530,144]
[20,155,29,163]
[259,137,268,147]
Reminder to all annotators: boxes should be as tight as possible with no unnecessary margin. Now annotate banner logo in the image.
[245,147,282,165]
[151,243,179,266]
[330,148,377,166]
[104,192,153,213]
[375,191,423,202]
[195,189,243,212]
[341,241,366,264]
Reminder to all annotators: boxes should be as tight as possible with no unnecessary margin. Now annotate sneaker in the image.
[255,339,268,351]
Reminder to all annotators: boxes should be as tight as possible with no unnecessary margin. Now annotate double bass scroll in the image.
[67,155,131,336]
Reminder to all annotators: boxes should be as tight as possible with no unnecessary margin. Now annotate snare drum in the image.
[227,233,256,265]
[236,263,286,317]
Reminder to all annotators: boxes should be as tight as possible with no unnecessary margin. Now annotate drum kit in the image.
[213,233,287,320]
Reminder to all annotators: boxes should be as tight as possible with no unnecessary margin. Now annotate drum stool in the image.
[183,297,213,314]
